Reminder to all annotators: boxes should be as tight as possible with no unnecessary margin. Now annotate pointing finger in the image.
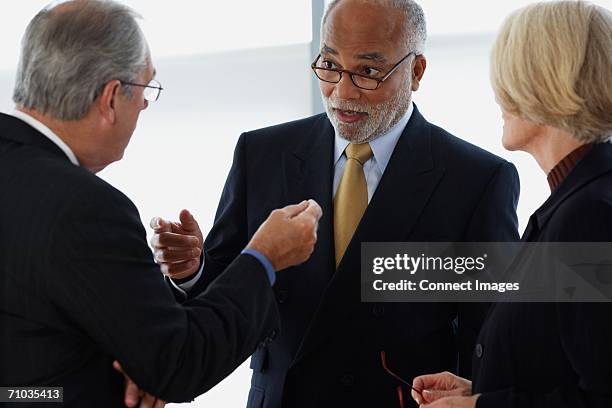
[178,209,200,233]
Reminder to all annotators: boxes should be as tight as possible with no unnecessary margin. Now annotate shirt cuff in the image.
[169,258,205,295]
[241,249,276,286]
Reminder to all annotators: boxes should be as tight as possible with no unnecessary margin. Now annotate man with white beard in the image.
[151,0,520,407]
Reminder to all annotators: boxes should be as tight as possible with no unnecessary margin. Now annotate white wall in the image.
[413,33,548,233]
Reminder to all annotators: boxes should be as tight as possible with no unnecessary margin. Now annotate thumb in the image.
[282,200,309,218]
[297,199,322,222]
[112,360,124,374]
[150,217,172,233]
[421,388,460,403]
[178,209,199,232]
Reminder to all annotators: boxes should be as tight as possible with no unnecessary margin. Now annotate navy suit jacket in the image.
[473,142,612,408]
[0,113,279,406]
[192,106,520,407]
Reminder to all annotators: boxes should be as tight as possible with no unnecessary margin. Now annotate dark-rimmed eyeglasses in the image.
[121,79,163,102]
[311,52,415,90]
[381,350,422,408]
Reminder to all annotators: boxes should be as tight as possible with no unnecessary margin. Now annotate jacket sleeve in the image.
[44,176,279,402]
[457,161,520,377]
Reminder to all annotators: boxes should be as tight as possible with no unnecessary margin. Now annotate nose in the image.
[142,99,149,110]
[333,73,361,100]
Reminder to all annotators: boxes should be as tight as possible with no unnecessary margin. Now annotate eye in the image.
[362,66,382,77]
[321,59,338,69]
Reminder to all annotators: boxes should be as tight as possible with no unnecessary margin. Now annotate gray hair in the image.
[13,0,149,121]
[321,0,427,55]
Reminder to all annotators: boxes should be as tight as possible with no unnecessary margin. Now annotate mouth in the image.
[333,108,368,124]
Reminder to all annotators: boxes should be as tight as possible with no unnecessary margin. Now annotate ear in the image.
[411,55,427,92]
[96,80,122,124]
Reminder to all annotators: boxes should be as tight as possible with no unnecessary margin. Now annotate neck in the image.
[17,107,105,173]
[525,126,585,174]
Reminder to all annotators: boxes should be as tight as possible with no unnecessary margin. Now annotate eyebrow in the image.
[321,45,338,55]
[355,52,387,64]
[320,45,387,64]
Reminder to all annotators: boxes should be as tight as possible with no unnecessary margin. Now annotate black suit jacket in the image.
[0,113,279,406]
[192,106,520,408]
[473,142,612,407]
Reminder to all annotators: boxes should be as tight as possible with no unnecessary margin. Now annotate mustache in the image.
[324,98,372,115]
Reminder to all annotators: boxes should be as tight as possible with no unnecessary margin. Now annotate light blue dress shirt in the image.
[333,102,414,202]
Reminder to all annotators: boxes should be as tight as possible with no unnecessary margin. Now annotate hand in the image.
[412,371,472,405]
[150,209,203,280]
[418,395,480,408]
[113,361,165,408]
[246,199,322,271]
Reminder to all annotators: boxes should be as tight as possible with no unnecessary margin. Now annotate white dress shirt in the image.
[9,109,80,166]
[333,102,414,202]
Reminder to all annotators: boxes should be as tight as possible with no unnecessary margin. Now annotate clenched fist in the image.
[150,209,203,280]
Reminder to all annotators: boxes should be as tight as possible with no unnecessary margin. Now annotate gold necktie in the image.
[334,143,373,266]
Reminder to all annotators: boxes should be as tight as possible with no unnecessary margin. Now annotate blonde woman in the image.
[411,2,612,407]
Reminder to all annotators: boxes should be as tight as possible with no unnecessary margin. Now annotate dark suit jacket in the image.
[192,106,520,408]
[473,142,612,407]
[0,113,279,406]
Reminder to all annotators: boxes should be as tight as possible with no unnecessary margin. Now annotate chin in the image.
[501,130,521,152]
[337,128,372,144]
[501,136,517,151]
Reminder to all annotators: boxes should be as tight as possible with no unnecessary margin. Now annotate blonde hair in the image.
[491,1,612,142]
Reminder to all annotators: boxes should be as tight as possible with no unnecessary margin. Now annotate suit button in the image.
[340,374,355,386]
[372,305,385,317]
[475,343,483,358]
[277,290,289,304]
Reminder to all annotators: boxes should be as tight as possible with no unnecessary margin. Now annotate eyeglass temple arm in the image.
[380,351,423,395]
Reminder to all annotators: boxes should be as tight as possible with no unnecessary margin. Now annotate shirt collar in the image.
[8,109,80,166]
[334,102,414,174]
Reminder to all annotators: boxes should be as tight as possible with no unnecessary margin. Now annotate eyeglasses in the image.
[381,350,422,408]
[121,79,163,102]
[311,52,415,90]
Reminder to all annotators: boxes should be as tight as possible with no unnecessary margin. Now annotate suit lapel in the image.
[293,107,446,363]
[282,115,337,279]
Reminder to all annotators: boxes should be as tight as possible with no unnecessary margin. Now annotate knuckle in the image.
[160,264,169,275]
[153,249,164,262]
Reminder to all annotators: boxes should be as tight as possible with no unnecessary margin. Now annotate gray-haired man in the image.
[0,1,321,406]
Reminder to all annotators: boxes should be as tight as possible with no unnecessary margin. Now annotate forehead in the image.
[322,1,405,54]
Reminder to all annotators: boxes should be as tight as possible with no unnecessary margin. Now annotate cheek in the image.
[371,77,405,105]
[320,82,334,98]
